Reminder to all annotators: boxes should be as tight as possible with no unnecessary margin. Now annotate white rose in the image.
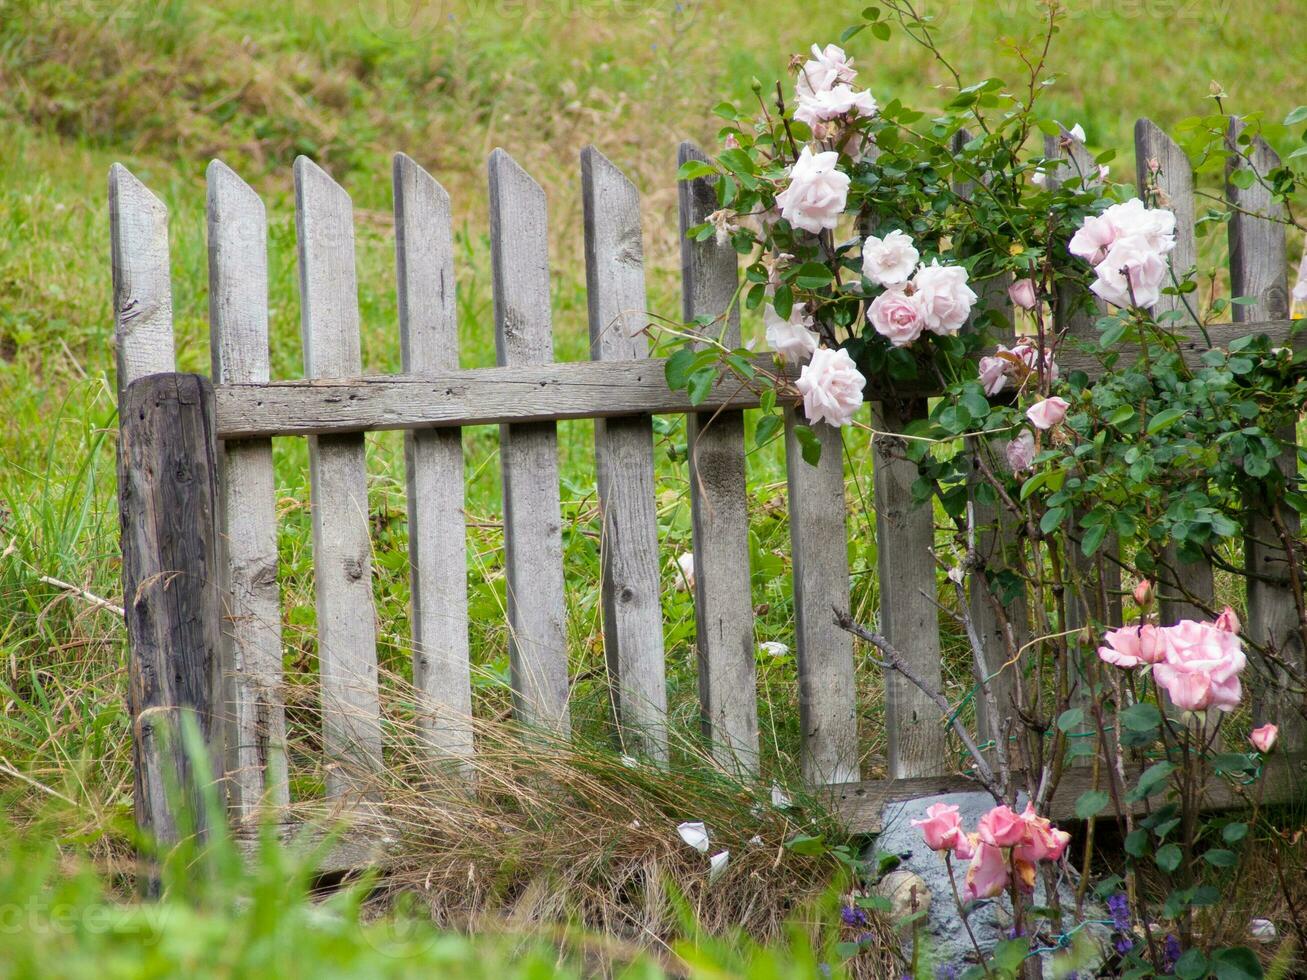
[861,229,919,287]
[1091,236,1169,308]
[796,346,866,428]
[775,147,850,235]
[868,287,925,347]
[1070,198,1175,265]
[764,303,819,364]
[795,42,857,99]
[794,84,877,127]
[911,260,978,335]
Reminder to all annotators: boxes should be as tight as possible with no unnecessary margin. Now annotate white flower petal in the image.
[677,821,710,853]
[708,850,730,883]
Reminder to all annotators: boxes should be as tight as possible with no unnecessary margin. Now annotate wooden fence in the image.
[109,119,1304,856]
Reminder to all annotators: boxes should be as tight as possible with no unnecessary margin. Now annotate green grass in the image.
[2,0,1307,973]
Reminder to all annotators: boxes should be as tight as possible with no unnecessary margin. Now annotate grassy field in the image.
[2,0,1307,974]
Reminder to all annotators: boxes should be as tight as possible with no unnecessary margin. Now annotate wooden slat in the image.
[872,398,944,779]
[207,160,289,816]
[1046,129,1120,728]
[210,319,1300,439]
[294,156,383,797]
[678,142,759,774]
[109,164,176,391]
[393,153,474,766]
[488,149,571,734]
[830,752,1307,834]
[954,129,1022,752]
[118,374,222,849]
[1227,119,1303,750]
[787,412,858,784]
[1135,119,1217,625]
[582,146,667,762]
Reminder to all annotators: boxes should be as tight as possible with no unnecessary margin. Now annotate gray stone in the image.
[868,791,1110,977]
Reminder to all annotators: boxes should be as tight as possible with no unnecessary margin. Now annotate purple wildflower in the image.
[936,965,961,980]
[1115,936,1134,955]
[1163,934,1182,971]
[1107,892,1131,931]
[841,904,870,928]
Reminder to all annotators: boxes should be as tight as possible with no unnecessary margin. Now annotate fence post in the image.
[118,372,223,849]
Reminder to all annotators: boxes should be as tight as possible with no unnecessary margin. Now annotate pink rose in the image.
[965,841,1010,900]
[1010,341,1059,383]
[868,287,925,347]
[796,346,866,428]
[794,84,877,127]
[1215,606,1241,635]
[1014,805,1071,864]
[775,147,850,235]
[1005,430,1035,473]
[1008,278,1038,310]
[911,802,964,852]
[978,804,1026,848]
[1098,624,1165,669]
[764,303,819,365]
[912,260,978,335]
[978,355,1008,396]
[795,43,857,99]
[1069,198,1176,264]
[1091,236,1169,309]
[1153,620,1247,713]
[952,832,976,861]
[862,230,919,287]
[1250,723,1278,754]
[1133,579,1154,609]
[1026,396,1069,430]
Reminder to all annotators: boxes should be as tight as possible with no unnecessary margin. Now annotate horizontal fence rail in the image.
[108,119,1306,853]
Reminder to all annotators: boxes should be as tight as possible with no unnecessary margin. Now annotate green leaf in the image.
[1081,523,1107,557]
[1203,848,1238,868]
[1124,828,1150,857]
[792,262,833,289]
[1075,789,1110,819]
[1146,407,1187,435]
[675,160,717,181]
[870,19,891,41]
[794,425,822,466]
[1120,702,1162,732]
[1108,404,1136,426]
[784,832,825,856]
[1175,949,1208,980]
[1155,842,1182,872]
[1210,946,1264,980]
[1285,105,1307,126]
[990,939,1028,974]
[1040,506,1066,534]
[717,148,757,175]
[686,367,715,406]
[1127,760,1176,803]
[1222,821,1249,844]
[754,413,783,449]
[665,348,697,390]
[1056,707,1084,732]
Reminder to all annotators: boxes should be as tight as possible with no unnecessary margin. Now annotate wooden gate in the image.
[109,121,1303,858]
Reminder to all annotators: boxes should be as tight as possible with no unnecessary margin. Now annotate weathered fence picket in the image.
[582,146,669,763]
[107,117,1306,858]
[1227,119,1304,752]
[207,160,290,814]
[394,152,474,766]
[1135,118,1217,627]
[489,149,572,735]
[678,142,761,775]
[295,156,383,797]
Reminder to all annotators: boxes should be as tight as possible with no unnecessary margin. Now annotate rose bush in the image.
[670,2,1307,975]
